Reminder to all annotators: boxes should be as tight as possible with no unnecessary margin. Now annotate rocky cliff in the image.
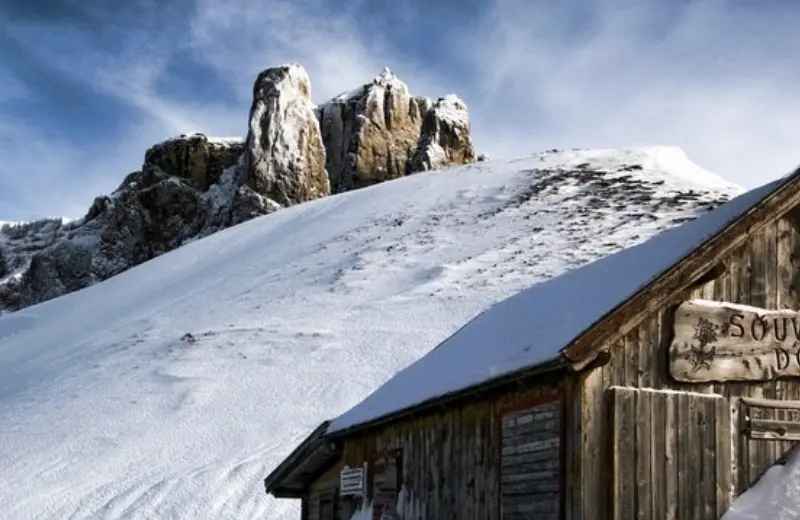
[245,65,330,206]
[316,68,475,192]
[0,64,477,313]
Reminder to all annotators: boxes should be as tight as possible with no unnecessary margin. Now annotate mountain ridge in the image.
[0,64,477,314]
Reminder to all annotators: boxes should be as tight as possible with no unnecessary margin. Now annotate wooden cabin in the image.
[265,168,800,520]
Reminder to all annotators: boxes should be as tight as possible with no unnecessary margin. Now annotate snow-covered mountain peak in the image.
[525,146,735,191]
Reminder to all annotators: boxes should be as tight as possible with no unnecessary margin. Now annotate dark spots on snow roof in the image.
[669,216,698,225]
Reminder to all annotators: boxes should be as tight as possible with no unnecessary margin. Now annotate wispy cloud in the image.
[458,0,800,182]
[0,0,798,220]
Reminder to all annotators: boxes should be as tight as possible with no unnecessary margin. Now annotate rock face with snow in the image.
[409,94,476,173]
[317,68,476,192]
[0,63,473,313]
[244,65,330,206]
[143,133,244,191]
[0,134,280,313]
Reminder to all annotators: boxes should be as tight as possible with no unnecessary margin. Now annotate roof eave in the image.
[264,421,341,497]
[328,356,567,439]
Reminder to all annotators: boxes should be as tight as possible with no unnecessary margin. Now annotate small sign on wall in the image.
[340,463,367,496]
[670,300,800,382]
[499,396,562,520]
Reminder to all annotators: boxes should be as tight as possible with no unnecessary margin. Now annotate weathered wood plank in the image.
[700,397,716,520]
[753,226,776,481]
[610,387,636,520]
[501,420,560,439]
[635,389,652,520]
[580,369,604,520]
[625,330,639,387]
[747,418,800,441]
[742,396,800,410]
[776,218,794,309]
[651,388,667,520]
[750,227,768,308]
[676,392,690,520]
[715,396,732,516]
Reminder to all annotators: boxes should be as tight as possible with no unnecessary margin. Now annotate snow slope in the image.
[0,147,738,520]
[722,444,800,520]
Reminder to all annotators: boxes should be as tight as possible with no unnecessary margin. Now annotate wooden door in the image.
[607,387,732,520]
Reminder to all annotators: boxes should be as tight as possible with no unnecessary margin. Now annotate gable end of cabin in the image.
[576,194,800,520]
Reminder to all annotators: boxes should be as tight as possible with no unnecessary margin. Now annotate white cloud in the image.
[3,0,799,220]
[185,0,449,104]
[457,0,800,187]
[0,114,152,221]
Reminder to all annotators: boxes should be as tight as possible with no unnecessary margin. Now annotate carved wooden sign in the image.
[670,300,800,382]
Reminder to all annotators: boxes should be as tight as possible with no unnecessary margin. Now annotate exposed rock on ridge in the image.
[1,134,280,312]
[410,94,476,173]
[0,63,477,313]
[317,67,476,193]
[144,133,244,191]
[245,65,330,206]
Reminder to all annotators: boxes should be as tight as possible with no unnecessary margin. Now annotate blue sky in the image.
[1,0,799,221]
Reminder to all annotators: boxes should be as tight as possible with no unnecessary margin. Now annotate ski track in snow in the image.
[0,148,739,519]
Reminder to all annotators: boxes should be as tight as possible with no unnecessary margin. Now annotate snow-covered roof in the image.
[328,172,793,433]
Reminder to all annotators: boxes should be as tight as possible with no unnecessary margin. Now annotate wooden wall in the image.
[307,464,341,520]
[577,215,800,520]
[306,377,574,520]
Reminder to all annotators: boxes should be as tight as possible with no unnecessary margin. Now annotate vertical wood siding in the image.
[307,464,347,520]
[578,216,800,520]
[307,379,573,520]
[607,386,731,520]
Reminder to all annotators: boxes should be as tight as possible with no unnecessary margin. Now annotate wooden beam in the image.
[746,418,800,441]
[742,396,800,410]
[688,262,727,290]
[562,168,800,366]
[570,346,611,372]
[785,206,800,235]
